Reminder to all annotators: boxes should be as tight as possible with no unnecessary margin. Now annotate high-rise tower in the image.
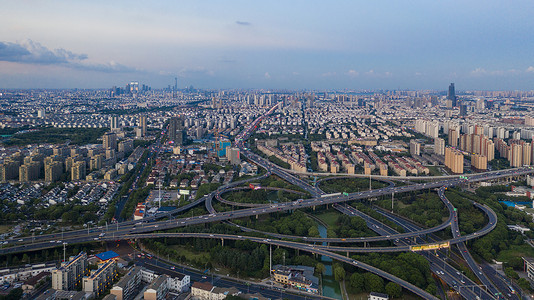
[447,83,457,107]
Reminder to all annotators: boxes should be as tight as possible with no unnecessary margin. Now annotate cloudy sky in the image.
[1,0,534,90]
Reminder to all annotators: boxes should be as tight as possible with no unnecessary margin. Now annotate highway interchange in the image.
[3,103,534,299]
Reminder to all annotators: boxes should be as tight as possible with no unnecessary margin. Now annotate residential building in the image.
[19,162,40,182]
[409,140,421,156]
[52,252,88,291]
[166,273,190,293]
[434,138,445,156]
[71,161,86,181]
[144,275,169,300]
[103,132,118,150]
[445,147,463,174]
[369,292,389,300]
[191,281,213,300]
[110,266,141,300]
[83,259,117,297]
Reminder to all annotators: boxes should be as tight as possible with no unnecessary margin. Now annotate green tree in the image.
[385,282,402,298]
[333,264,345,281]
[315,262,326,276]
[349,273,365,293]
[365,273,384,293]
[308,226,320,237]
[504,267,519,280]
[517,278,531,291]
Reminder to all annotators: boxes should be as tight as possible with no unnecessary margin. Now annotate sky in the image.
[1,0,534,90]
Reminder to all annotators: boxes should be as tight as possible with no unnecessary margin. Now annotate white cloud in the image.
[264,72,271,79]
[526,66,534,73]
[363,69,391,77]
[470,67,520,77]
[346,70,359,77]
[321,72,336,77]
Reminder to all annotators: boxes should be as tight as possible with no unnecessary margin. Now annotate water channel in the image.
[317,223,342,299]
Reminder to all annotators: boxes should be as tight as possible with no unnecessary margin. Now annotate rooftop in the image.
[95,250,119,261]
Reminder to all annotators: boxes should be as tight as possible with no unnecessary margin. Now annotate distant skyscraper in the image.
[139,116,147,137]
[129,82,139,94]
[430,96,438,107]
[459,103,467,117]
[447,83,457,107]
[110,116,119,131]
[169,117,185,145]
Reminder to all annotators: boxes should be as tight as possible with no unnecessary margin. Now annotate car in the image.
[171,266,175,270]
[202,276,207,279]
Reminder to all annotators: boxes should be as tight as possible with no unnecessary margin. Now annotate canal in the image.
[317,223,343,299]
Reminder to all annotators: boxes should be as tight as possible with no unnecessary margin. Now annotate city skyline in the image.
[1,1,534,90]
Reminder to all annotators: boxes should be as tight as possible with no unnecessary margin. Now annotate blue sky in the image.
[1,0,534,90]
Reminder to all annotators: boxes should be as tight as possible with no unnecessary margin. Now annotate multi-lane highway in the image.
[6,167,524,252]
[3,104,533,299]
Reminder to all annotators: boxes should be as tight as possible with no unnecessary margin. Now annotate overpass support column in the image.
[221,238,224,246]
[313,206,316,211]
[346,252,349,257]
[256,215,258,219]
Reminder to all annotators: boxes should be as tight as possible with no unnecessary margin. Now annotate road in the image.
[3,103,533,299]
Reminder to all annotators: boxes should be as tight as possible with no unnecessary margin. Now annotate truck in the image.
[321,192,342,198]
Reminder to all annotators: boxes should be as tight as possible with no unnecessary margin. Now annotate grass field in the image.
[169,245,210,263]
[314,211,340,228]
[427,166,443,176]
